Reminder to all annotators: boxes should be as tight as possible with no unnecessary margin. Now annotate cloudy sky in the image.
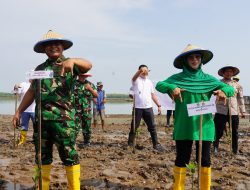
[1,0,250,95]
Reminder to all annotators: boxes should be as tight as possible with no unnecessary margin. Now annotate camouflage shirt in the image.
[31,56,80,121]
[74,79,97,114]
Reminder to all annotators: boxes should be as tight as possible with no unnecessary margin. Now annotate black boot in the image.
[213,140,219,155]
[83,133,91,146]
[232,144,238,155]
[150,131,165,152]
[166,116,170,127]
[128,133,135,147]
[232,133,238,155]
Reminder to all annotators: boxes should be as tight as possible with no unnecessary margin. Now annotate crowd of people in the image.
[12,31,246,190]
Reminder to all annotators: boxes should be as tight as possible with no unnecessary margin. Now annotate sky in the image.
[1,0,250,95]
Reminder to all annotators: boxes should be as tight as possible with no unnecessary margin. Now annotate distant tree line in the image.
[1,92,249,106]
[0,92,131,101]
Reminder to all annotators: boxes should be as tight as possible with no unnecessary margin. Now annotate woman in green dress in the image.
[156,44,235,190]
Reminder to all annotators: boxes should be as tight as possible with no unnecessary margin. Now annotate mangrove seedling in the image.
[186,161,196,190]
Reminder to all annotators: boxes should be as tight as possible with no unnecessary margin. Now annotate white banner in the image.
[153,81,175,110]
[156,91,175,110]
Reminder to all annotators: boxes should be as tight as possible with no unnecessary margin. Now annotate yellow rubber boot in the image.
[200,167,211,190]
[35,164,52,190]
[173,166,186,190]
[65,164,81,190]
[18,130,27,146]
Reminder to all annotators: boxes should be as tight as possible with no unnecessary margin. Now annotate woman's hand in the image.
[172,88,185,102]
[213,90,227,105]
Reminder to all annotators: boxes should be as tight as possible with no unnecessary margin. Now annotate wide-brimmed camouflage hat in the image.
[174,44,213,69]
[34,30,73,53]
[218,65,240,77]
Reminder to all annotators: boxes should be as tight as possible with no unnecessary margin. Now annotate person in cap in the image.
[213,66,246,155]
[93,82,107,130]
[156,44,235,190]
[12,30,92,190]
[232,75,240,82]
[13,79,35,146]
[74,72,98,147]
[128,64,165,152]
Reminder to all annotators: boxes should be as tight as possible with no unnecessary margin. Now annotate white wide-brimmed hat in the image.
[218,65,240,77]
[174,44,213,69]
[34,30,73,53]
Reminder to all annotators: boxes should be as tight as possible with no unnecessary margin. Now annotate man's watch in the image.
[158,105,161,107]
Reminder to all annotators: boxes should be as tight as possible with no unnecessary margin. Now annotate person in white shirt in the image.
[128,65,165,152]
[14,79,35,145]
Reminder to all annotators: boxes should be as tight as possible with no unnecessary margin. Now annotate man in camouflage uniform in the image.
[214,66,246,155]
[74,72,98,146]
[12,30,92,190]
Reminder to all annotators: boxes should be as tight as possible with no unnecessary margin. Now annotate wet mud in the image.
[0,114,249,189]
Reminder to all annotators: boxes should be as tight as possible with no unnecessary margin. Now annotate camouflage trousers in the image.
[33,120,79,166]
[76,111,92,135]
[81,112,92,135]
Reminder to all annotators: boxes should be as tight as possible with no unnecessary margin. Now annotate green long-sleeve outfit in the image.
[156,66,235,141]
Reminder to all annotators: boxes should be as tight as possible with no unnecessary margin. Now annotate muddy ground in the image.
[0,114,249,190]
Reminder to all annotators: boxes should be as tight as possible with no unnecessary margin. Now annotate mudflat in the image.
[0,114,249,189]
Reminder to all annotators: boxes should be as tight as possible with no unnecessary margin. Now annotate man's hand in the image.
[12,112,20,128]
[214,90,227,105]
[85,83,92,91]
[93,98,97,104]
[240,112,246,119]
[172,88,185,103]
[56,59,75,76]
[140,67,148,75]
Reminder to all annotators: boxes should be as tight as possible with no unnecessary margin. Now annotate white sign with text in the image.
[26,71,54,79]
[187,101,216,117]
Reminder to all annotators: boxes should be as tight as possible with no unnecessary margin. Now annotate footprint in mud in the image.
[135,144,144,150]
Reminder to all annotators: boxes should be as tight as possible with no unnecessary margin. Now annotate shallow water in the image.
[0,99,134,115]
[0,180,32,190]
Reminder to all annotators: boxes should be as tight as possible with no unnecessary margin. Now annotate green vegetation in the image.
[106,93,132,102]
[0,92,13,97]
[0,92,132,102]
[0,92,15,100]
[107,93,129,99]
[186,161,196,190]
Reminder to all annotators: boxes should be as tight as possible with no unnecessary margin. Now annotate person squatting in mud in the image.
[12,30,92,190]
[156,44,235,190]
[213,66,246,155]
[74,72,98,147]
